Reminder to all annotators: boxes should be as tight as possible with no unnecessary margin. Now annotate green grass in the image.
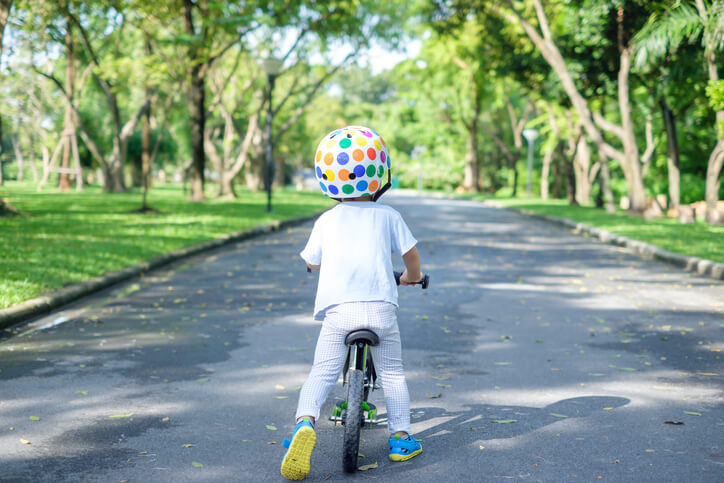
[0,182,333,309]
[483,197,724,264]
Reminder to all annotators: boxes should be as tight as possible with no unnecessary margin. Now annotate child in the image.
[280,126,423,480]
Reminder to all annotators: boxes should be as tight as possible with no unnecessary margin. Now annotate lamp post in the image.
[260,56,284,212]
[522,128,538,198]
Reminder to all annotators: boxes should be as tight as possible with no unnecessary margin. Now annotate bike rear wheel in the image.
[342,369,364,473]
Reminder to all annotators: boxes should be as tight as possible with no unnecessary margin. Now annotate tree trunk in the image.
[59,16,74,191]
[463,116,480,192]
[141,98,151,210]
[704,46,722,223]
[183,0,206,201]
[541,146,553,200]
[660,97,680,212]
[617,46,647,211]
[562,149,577,205]
[0,0,10,190]
[551,143,563,199]
[574,135,591,204]
[705,137,724,224]
[596,149,616,213]
[11,136,23,182]
[245,126,266,190]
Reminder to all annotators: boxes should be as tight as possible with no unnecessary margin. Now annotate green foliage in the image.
[493,198,724,263]
[706,79,724,138]
[0,182,332,308]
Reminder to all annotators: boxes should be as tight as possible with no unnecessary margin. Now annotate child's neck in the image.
[341,196,373,202]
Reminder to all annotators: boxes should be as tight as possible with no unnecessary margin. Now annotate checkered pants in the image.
[295,301,411,434]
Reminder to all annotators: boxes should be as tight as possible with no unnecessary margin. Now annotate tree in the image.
[0,0,12,192]
[488,0,654,212]
[634,0,724,222]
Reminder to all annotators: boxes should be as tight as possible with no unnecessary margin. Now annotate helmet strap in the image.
[371,169,392,202]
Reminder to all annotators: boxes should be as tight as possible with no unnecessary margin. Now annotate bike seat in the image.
[345,329,379,347]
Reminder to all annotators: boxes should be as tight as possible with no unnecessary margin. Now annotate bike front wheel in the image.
[342,369,364,473]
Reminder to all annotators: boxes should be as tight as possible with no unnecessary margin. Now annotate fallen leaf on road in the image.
[436,384,452,388]
[645,449,655,453]
[275,384,285,390]
[20,439,31,445]
[108,414,133,419]
[266,441,277,445]
[550,413,568,418]
[358,462,378,471]
[74,390,88,395]
[683,411,702,416]
[29,416,40,421]
[696,372,718,376]
[664,421,684,425]
[182,444,194,448]
[266,425,277,431]
[479,446,485,450]
[191,462,204,468]
[275,396,289,399]
[162,417,170,422]
[430,375,449,380]
[196,378,210,384]
[492,420,517,424]
[603,407,613,411]
[426,394,442,399]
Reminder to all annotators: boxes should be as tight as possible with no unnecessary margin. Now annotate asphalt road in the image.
[1,194,722,482]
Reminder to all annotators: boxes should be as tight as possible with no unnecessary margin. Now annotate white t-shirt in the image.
[300,202,417,320]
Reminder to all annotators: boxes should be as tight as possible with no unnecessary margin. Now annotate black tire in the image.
[342,369,364,473]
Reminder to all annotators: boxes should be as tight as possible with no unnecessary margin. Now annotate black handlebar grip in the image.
[393,271,429,289]
[421,274,430,289]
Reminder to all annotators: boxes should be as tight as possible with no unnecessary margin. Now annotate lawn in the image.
[0,183,333,309]
[488,197,724,264]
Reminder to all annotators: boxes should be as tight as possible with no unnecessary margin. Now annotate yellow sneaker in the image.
[280,419,316,480]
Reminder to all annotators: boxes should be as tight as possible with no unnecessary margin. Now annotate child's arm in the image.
[305,261,321,270]
[399,246,422,285]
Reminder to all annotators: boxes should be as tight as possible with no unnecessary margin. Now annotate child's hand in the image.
[399,270,421,286]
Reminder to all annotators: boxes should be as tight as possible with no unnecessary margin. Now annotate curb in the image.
[487,202,724,282]
[0,213,321,330]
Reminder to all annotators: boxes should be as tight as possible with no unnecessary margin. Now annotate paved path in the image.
[1,194,722,482]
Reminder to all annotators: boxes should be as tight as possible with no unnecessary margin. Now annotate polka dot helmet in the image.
[313,125,391,199]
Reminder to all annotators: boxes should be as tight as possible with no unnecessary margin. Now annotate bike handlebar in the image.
[306,266,429,289]
[394,271,429,289]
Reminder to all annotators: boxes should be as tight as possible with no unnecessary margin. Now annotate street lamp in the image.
[522,128,538,198]
[260,56,284,212]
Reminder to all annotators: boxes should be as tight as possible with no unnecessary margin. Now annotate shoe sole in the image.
[280,426,316,480]
[389,445,422,462]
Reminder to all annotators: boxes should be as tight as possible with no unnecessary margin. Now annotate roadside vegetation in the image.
[0,183,332,308]
[492,198,724,264]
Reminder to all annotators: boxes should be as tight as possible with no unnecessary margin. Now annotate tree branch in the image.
[272,52,354,143]
[34,67,107,168]
[481,123,516,163]
[593,112,625,139]
[641,111,656,174]
[533,0,553,41]
[120,90,157,141]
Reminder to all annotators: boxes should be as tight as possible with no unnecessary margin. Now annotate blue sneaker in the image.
[280,418,316,480]
[388,434,422,462]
